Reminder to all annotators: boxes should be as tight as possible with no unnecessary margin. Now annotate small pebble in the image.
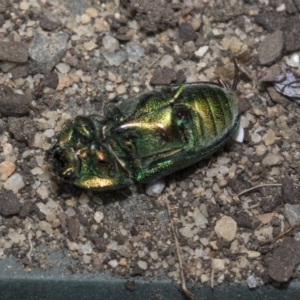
[103,36,120,52]
[179,226,194,238]
[0,161,16,181]
[36,185,50,200]
[193,207,208,227]
[83,255,91,264]
[83,41,98,51]
[116,84,126,95]
[263,129,276,146]
[214,216,237,242]
[257,213,274,224]
[56,63,70,74]
[150,251,158,260]
[85,8,98,18]
[212,258,225,271]
[126,42,144,63]
[102,51,127,66]
[256,145,267,156]
[194,46,209,57]
[79,242,93,254]
[39,220,53,235]
[20,1,30,10]
[146,179,165,196]
[286,53,300,68]
[67,240,79,251]
[3,173,25,193]
[80,13,91,25]
[94,211,104,223]
[119,258,127,267]
[262,153,281,166]
[138,260,148,270]
[247,275,258,289]
[108,259,119,268]
[159,54,174,68]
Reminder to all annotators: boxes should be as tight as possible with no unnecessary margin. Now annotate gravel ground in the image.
[1,0,300,295]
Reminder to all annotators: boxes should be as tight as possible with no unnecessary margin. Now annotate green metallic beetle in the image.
[46,72,240,190]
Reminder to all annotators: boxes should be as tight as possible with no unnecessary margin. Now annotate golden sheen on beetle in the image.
[46,73,240,190]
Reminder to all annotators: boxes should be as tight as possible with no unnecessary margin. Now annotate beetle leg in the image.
[231,58,240,91]
[74,174,132,190]
[135,152,200,183]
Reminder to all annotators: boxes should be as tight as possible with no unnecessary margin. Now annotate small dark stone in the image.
[150,67,176,85]
[129,0,176,33]
[266,86,290,106]
[78,214,89,226]
[211,3,244,22]
[217,239,231,250]
[11,65,29,79]
[92,237,106,252]
[262,194,282,213]
[0,190,22,217]
[19,201,34,218]
[254,12,286,32]
[43,72,59,89]
[285,0,298,13]
[7,117,36,144]
[0,41,28,63]
[284,17,300,52]
[268,238,300,282]
[227,175,252,194]
[114,234,125,245]
[238,97,251,113]
[0,14,4,27]
[39,14,59,31]
[294,0,300,11]
[130,226,138,236]
[178,23,198,42]
[130,264,144,276]
[124,280,136,292]
[115,34,131,42]
[67,218,80,241]
[207,203,222,217]
[258,30,284,65]
[281,176,300,204]
[176,69,186,84]
[0,85,30,116]
[29,30,68,73]
[234,212,253,229]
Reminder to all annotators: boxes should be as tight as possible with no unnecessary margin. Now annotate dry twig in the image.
[230,183,282,199]
[165,197,197,300]
[260,223,300,246]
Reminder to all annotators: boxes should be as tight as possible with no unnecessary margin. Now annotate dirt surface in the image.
[1,0,300,295]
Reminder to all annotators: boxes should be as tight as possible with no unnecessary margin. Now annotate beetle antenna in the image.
[231,58,240,91]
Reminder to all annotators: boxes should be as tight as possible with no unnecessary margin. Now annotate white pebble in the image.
[80,13,91,24]
[36,185,50,200]
[103,36,120,52]
[3,173,25,193]
[146,179,165,196]
[286,53,300,68]
[56,63,70,74]
[94,211,104,223]
[108,259,119,268]
[194,46,209,57]
[138,260,148,270]
[247,275,258,289]
[159,54,174,68]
